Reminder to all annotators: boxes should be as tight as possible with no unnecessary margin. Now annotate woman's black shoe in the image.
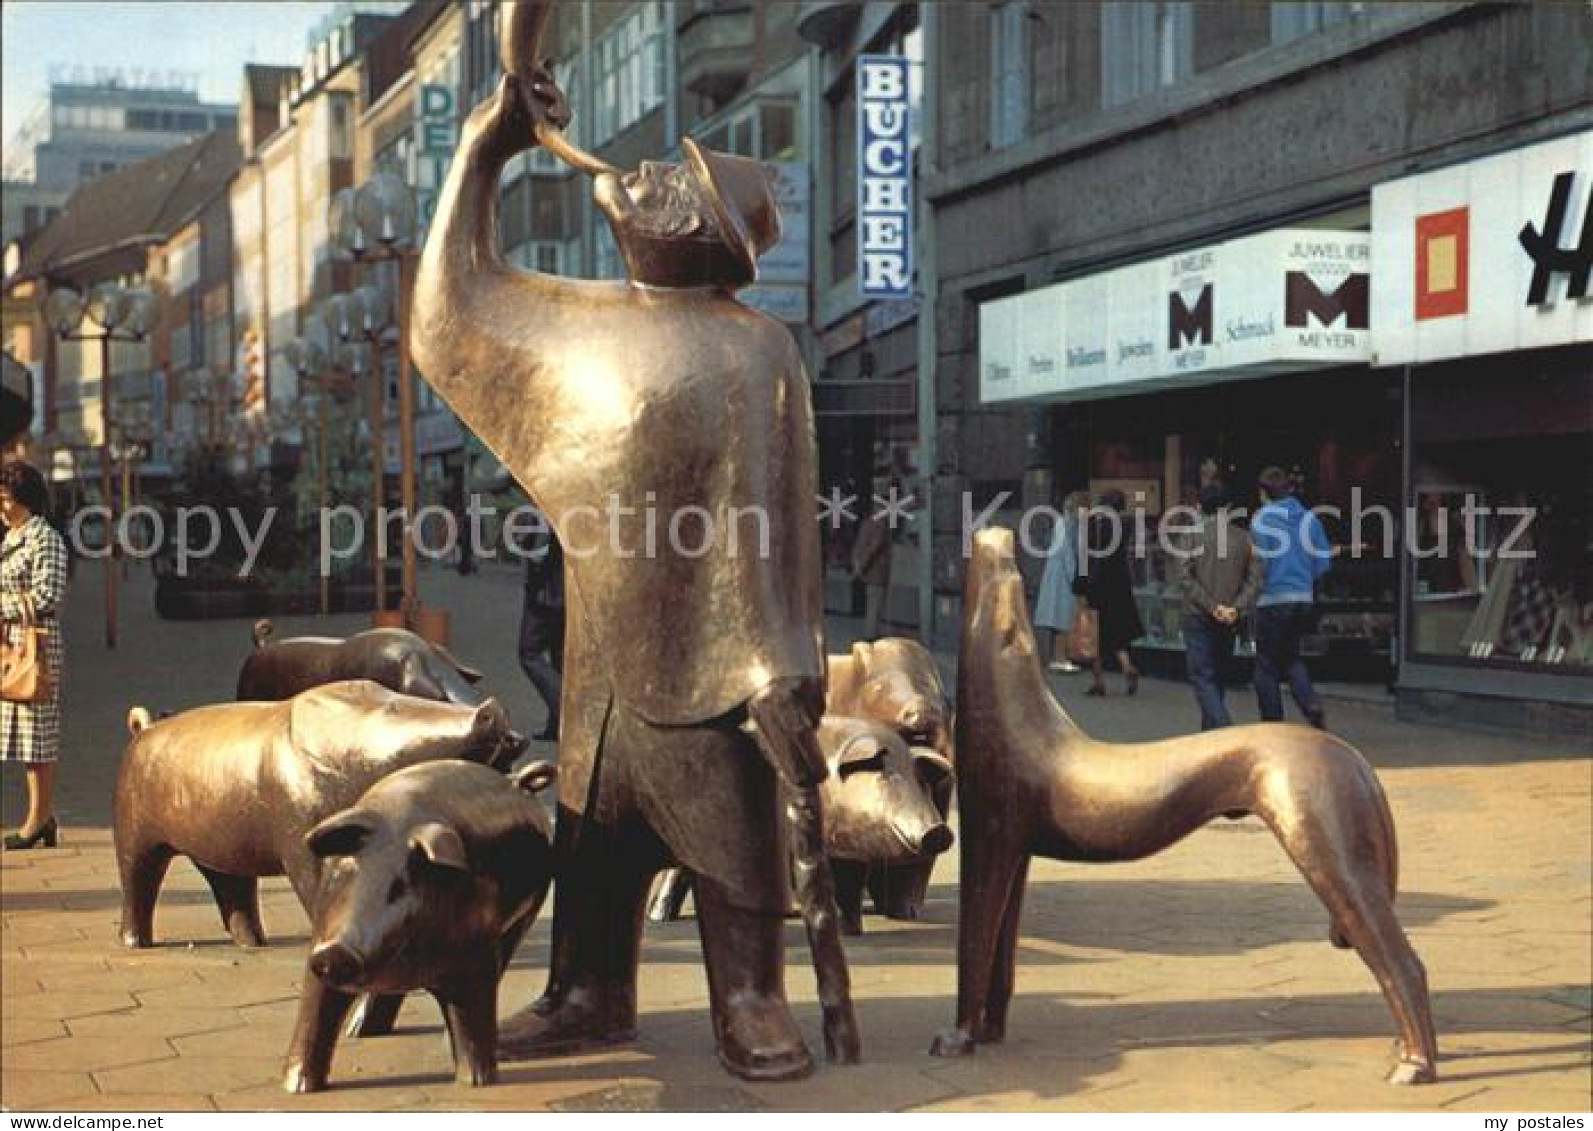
[4,817,58,850]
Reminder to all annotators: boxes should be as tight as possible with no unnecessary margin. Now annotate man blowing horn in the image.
[409,0,855,1081]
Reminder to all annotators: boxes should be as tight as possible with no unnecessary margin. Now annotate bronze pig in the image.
[285,759,557,1093]
[240,620,492,707]
[649,716,953,935]
[114,680,520,950]
[930,528,1438,1085]
[818,716,953,935]
[826,638,955,920]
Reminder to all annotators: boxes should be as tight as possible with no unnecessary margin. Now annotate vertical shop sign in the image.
[857,56,913,299]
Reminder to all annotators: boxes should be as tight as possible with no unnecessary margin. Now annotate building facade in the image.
[923,1,1592,727]
[2,75,237,248]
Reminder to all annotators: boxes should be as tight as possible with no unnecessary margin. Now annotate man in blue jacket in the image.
[1249,467,1331,729]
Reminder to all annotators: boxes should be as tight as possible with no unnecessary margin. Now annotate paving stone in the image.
[0,1070,98,1110]
[2,1018,68,1047]
[46,1093,220,1112]
[93,1054,279,1096]
[4,1035,176,1073]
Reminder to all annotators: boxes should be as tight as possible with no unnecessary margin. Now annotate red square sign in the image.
[1415,207,1469,320]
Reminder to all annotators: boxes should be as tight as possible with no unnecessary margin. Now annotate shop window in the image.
[989,2,1029,149]
[1101,1,1193,109]
[1408,366,1592,672]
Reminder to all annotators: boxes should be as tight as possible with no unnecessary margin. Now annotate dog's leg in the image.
[1331,887,1438,1084]
[931,840,1025,1058]
[976,857,1030,1044]
[1269,813,1437,1084]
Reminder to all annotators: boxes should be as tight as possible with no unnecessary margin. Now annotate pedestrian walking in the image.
[1250,466,1331,729]
[1076,490,1143,696]
[1,462,69,850]
[516,524,565,741]
[1034,490,1088,672]
[851,486,893,640]
[1180,482,1265,730]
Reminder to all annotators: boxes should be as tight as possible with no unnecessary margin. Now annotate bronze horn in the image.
[499,0,620,178]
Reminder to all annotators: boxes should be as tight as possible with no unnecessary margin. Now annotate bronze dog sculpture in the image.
[114,680,520,950]
[930,528,1437,1085]
[410,0,855,1079]
[648,715,954,934]
[285,759,557,1093]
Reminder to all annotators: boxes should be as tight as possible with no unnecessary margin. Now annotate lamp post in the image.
[110,401,152,580]
[331,169,427,631]
[42,281,155,649]
[285,334,334,616]
[323,288,394,619]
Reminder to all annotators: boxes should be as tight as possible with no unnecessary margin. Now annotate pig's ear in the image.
[306,809,381,858]
[409,822,469,873]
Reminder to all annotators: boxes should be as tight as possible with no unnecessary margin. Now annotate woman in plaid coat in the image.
[2,462,68,849]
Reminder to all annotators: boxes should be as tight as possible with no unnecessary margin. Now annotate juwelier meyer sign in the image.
[1371,129,1593,365]
[857,55,913,299]
[980,229,1372,405]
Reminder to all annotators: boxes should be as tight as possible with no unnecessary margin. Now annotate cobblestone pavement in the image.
[3,562,1589,1112]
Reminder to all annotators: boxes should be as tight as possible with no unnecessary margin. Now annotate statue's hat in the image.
[682,137,781,285]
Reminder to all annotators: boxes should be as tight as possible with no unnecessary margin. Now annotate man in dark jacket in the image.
[1180,482,1265,730]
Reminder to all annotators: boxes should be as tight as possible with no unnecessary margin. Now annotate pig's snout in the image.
[309,942,366,987]
[899,819,953,857]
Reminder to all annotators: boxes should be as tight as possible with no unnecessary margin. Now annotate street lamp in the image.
[322,289,394,618]
[287,333,332,617]
[111,402,153,579]
[42,280,155,649]
[331,167,427,633]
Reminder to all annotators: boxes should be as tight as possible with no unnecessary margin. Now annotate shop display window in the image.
[1408,362,1592,674]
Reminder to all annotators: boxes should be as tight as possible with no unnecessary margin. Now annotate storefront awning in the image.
[980,228,1371,406]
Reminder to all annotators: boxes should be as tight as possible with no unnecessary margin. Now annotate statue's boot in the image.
[695,878,814,1082]
[499,817,648,1058]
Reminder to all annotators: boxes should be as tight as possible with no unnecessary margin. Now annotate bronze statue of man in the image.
[410,1,851,1081]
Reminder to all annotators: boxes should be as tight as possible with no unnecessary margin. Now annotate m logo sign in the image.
[1168,285,1213,349]
[1285,272,1369,329]
[1519,170,1592,306]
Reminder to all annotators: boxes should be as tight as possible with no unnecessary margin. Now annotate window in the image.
[1272,2,1363,43]
[330,100,351,161]
[1101,2,1193,108]
[22,206,39,232]
[989,3,1030,149]
[79,160,98,180]
[701,98,800,161]
[590,6,666,144]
